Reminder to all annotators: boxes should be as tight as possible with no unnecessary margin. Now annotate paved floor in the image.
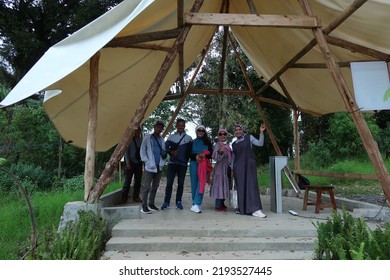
[101,179,388,260]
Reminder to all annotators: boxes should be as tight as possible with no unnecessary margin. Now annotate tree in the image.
[0,1,123,185]
[0,0,122,86]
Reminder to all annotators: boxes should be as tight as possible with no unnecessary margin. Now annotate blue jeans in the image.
[163,163,188,204]
[189,160,204,206]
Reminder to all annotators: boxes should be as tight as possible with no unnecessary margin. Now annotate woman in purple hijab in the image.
[210,128,232,211]
[232,123,267,218]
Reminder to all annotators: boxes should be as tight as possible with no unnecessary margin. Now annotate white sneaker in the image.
[252,210,267,218]
[190,204,201,213]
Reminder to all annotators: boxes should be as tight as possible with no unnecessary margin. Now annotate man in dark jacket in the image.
[161,118,192,210]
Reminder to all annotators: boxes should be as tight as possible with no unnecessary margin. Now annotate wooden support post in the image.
[84,52,100,202]
[299,0,390,202]
[87,0,205,203]
[293,110,300,172]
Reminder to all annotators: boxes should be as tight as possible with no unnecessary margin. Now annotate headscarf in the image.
[234,123,245,140]
[218,128,228,135]
[234,123,244,131]
[216,128,232,163]
[196,124,206,131]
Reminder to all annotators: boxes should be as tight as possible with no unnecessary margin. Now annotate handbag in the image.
[152,134,167,159]
[229,179,238,209]
[167,134,186,151]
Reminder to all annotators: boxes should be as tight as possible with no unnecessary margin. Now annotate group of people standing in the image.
[120,118,267,218]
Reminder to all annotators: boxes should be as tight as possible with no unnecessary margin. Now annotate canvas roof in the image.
[1,0,390,151]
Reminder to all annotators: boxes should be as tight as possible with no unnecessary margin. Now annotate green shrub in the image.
[314,209,390,260]
[0,163,54,193]
[303,140,332,168]
[62,175,86,191]
[36,210,110,260]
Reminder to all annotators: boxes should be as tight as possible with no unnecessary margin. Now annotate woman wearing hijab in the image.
[211,128,232,211]
[232,123,267,218]
[188,125,213,213]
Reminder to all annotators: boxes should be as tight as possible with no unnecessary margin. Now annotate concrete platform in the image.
[100,181,388,260]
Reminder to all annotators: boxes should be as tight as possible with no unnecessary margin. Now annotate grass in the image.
[0,182,122,260]
[1,157,389,260]
[257,158,388,198]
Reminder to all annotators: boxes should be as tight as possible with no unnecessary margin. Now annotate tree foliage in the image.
[301,112,380,166]
[0,0,122,86]
[0,1,122,192]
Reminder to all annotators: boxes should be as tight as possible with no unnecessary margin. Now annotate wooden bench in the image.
[303,185,337,214]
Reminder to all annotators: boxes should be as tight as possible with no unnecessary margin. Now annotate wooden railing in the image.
[293,169,378,181]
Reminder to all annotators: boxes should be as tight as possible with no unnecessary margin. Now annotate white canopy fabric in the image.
[1,0,390,151]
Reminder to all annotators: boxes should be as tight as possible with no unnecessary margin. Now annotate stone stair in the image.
[102,205,317,260]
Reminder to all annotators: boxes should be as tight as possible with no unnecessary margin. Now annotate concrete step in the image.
[111,227,317,238]
[105,236,315,252]
[102,250,314,260]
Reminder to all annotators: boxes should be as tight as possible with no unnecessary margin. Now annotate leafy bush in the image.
[314,209,390,260]
[36,210,110,260]
[327,113,379,159]
[0,163,54,194]
[62,175,86,191]
[303,140,332,167]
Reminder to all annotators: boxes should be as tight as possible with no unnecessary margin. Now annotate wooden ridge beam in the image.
[325,35,390,62]
[291,61,351,68]
[104,28,181,48]
[186,13,321,28]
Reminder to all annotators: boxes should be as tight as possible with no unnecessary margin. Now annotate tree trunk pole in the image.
[84,52,100,201]
[87,0,205,203]
[293,110,300,171]
[299,0,390,202]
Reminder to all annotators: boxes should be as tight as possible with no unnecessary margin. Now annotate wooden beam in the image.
[291,62,351,68]
[177,0,184,27]
[293,169,378,181]
[219,26,228,92]
[299,0,390,203]
[163,93,184,101]
[293,111,300,172]
[104,28,181,48]
[120,43,171,52]
[325,35,390,61]
[186,13,320,28]
[246,0,257,14]
[188,88,251,96]
[277,77,298,109]
[84,52,100,202]
[177,0,185,95]
[256,0,368,96]
[88,0,206,203]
